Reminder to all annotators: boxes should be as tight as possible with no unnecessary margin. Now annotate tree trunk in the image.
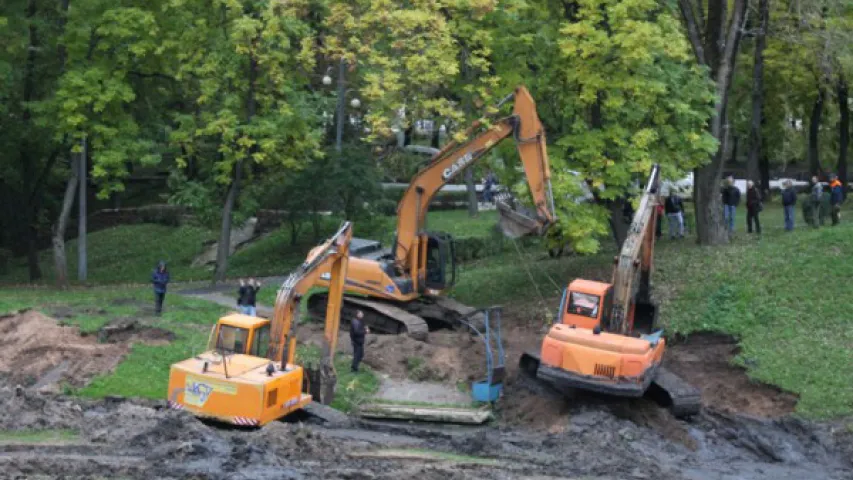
[22,0,42,280]
[213,162,242,284]
[808,87,825,176]
[465,169,479,217]
[837,77,848,189]
[729,134,739,167]
[747,0,768,186]
[52,156,79,288]
[431,121,441,148]
[213,49,257,283]
[679,0,747,245]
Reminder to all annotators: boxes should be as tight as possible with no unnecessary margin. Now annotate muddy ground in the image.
[0,307,851,479]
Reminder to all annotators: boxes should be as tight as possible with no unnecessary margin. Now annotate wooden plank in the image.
[356,403,492,424]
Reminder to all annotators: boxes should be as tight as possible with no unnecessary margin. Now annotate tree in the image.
[747,0,770,193]
[678,0,748,245]
[164,0,323,283]
[498,0,716,251]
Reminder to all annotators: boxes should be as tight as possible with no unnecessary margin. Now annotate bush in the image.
[139,207,184,227]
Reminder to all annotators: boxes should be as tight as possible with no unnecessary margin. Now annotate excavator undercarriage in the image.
[519,351,701,418]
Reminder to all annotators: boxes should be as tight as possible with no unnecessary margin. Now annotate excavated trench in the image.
[0,310,850,479]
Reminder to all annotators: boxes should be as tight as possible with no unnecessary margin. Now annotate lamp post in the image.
[322,58,360,152]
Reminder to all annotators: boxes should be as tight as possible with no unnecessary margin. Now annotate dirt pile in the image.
[0,310,128,390]
[664,333,798,417]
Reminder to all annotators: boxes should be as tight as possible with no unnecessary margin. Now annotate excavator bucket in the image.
[304,363,336,406]
[496,198,544,238]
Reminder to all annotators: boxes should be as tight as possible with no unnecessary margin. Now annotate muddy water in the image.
[0,388,850,480]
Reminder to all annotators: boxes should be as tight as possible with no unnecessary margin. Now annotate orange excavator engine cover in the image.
[537,324,665,397]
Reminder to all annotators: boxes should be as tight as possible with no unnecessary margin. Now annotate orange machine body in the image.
[166,222,354,427]
[536,279,665,396]
[167,314,311,426]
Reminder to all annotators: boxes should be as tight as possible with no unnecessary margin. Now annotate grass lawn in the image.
[0,209,503,285]
[656,200,853,418]
[0,429,79,444]
[0,224,215,285]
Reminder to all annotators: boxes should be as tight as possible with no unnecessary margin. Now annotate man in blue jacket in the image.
[151,261,170,316]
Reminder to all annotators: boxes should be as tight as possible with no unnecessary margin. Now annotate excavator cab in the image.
[421,232,456,292]
[561,279,656,334]
[206,314,272,356]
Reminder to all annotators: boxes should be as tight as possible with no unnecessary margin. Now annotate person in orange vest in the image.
[829,174,844,225]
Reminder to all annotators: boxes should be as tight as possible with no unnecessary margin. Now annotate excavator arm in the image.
[609,165,660,335]
[268,221,353,370]
[392,86,557,266]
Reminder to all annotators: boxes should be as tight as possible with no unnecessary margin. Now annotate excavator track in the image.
[518,353,701,418]
[648,366,702,418]
[308,294,429,340]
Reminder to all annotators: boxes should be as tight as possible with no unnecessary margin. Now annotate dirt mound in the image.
[98,317,175,345]
[0,310,128,390]
[665,332,798,417]
[364,332,487,384]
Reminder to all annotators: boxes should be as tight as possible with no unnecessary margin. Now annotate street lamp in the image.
[325,58,361,152]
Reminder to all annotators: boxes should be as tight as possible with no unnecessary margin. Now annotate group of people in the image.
[719,177,766,235]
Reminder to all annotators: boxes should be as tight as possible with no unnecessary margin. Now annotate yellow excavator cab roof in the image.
[568,279,612,296]
[218,313,269,329]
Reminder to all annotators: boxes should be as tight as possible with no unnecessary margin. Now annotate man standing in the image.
[151,261,170,316]
[664,190,685,239]
[810,176,823,228]
[721,176,740,236]
[781,180,797,231]
[746,180,762,235]
[237,278,261,316]
[829,174,843,225]
[350,310,369,373]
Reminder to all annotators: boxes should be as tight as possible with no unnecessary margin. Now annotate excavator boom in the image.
[393,86,556,267]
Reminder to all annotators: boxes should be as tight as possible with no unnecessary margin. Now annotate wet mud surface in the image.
[0,308,851,479]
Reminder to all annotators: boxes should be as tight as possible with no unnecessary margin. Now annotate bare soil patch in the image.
[0,310,128,390]
[665,332,798,418]
[0,310,174,392]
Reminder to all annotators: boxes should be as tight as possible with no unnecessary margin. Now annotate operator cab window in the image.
[568,292,600,318]
[250,324,271,358]
[216,325,250,354]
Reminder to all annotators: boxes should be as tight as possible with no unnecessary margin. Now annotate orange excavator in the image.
[167,222,353,426]
[519,165,701,417]
[309,86,556,338]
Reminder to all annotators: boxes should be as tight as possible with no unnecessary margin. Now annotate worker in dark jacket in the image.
[746,180,762,235]
[781,180,797,231]
[350,310,369,373]
[664,190,685,239]
[721,176,740,235]
[829,174,843,225]
[151,261,170,316]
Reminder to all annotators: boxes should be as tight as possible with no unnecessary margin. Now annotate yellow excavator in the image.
[167,222,353,426]
[309,86,557,338]
[520,165,701,417]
